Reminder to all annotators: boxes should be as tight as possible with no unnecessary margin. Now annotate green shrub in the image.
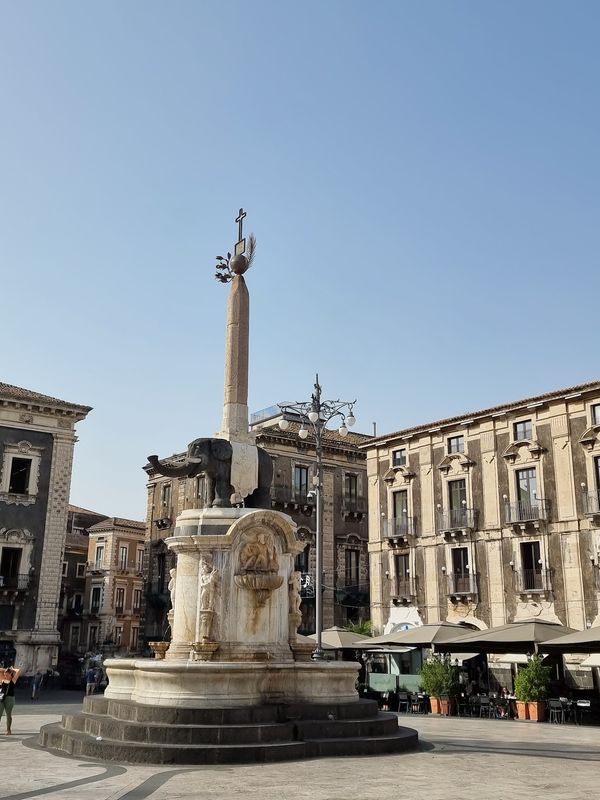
[419,654,460,698]
[345,620,373,637]
[514,655,552,702]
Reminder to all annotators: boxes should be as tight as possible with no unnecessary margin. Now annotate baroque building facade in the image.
[83,517,145,656]
[364,380,600,688]
[0,382,91,671]
[143,407,371,646]
[58,505,108,660]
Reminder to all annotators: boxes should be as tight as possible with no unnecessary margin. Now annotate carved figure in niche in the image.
[199,556,220,611]
[239,532,278,573]
[168,568,177,607]
[289,571,302,616]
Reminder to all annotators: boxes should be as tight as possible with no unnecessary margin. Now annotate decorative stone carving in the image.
[579,425,600,451]
[196,556,221,643]
[288,571,302,642]
[18,412,33,424]
[0,440,44,506]
[234,530,283,607]
[190,641,220,661]
[168,568,177,608]
[198,557,220,613]
[438,453,474,474]
[383,466,416,485]
[149,641,170,660]
[0,527,35,544]
[502,440,544,464]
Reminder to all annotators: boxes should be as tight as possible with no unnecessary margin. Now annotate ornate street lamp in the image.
[278,375,356,660]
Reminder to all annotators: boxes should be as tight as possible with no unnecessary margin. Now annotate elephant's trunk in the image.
[147,454,192,478]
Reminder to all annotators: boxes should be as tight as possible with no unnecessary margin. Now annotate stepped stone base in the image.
[39,696,418,764]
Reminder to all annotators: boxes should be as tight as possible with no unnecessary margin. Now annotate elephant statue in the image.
[147,437,273,509]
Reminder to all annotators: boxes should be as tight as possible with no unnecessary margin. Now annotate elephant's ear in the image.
[211,438,232,461]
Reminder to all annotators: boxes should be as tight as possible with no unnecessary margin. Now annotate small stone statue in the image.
[199,556,220,612]
[289,571,302,616]
[168,568,177,607]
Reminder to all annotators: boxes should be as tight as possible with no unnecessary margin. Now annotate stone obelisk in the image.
[219,272,253,444]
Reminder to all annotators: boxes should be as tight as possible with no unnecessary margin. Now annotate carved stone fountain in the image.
[39,210,417,763]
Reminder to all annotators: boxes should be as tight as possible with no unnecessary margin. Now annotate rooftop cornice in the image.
[360,379,600,450]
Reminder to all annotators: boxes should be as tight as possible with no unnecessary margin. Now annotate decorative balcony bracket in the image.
[502,439,544,464]
[440,528,471,541]
[387,535,410,548]
[511,520,544,534]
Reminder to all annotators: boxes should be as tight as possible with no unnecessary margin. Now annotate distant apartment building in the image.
[83,517,145,655]
[364,380,600,689]
[143,405,371,645]
[0,381,91,671]
[58,505,108,658]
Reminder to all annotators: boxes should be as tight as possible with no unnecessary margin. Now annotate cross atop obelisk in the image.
[214,210,256,445]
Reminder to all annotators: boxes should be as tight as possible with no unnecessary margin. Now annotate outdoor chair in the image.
[468,695,479,716]
[397,692,410,713]
[478,696,494,718]
[548,699,565,724]
[409,693,425,714]
[575,700,592,725]
[457,694,470,717]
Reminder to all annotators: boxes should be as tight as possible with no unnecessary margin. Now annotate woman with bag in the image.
[0,665,21,734]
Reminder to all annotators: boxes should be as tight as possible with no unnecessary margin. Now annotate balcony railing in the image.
[0,573,31,591]
[436,508,478,532]
[504,499,549,524]
[335,581,370,608]
[392,577,417,600]
[115,606,124,615]
[341,498,367,515]
[515,568,552,593]
[583,490,600,516]
[116,561,144,575]
[87,560,106,572]
[299,572,315,598]
[446,571,478,596]
[90,603,101,615]
[387,517,416,539]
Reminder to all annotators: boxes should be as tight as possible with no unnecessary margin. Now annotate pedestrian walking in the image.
[0,666,22,735]
[85,666,97,696]
[31,670,43,701]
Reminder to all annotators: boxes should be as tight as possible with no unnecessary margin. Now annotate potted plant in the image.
[420,655,459,715]
[514,655,551,722]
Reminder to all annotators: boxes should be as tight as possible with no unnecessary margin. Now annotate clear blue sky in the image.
[2,1,599,519]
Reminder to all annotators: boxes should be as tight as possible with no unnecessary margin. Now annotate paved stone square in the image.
[1,692,599,800]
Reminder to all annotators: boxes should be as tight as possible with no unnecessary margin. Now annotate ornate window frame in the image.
[0,527,35,584]
[0,440,44,506]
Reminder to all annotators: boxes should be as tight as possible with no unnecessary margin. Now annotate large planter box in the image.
[439,698,455,716]
[430,697,441,714]
[515,701,529,720]
[527,701,546,722]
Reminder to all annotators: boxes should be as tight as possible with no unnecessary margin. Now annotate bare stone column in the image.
[219,274,253,444]
[166,546,199,659]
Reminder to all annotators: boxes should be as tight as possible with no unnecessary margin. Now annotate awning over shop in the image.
[580,653,600,668]
[305,626,370,649]
[540,625,600,654]
[356,622,466,649]
[436,619,576,654]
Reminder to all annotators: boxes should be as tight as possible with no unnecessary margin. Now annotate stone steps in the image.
[39,697,419,764]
